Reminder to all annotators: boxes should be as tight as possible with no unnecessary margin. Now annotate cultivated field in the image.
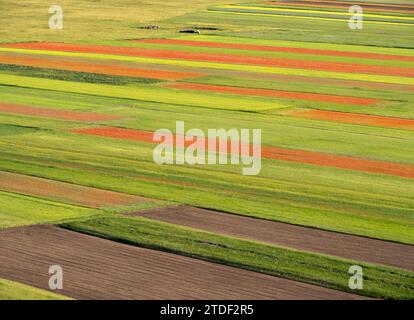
[0,225,365,300]
[131,205,414,271]
[0,0,413,300]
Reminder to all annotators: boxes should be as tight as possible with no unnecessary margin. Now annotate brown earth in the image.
[0,102,118,122]
[130,205,414,272]
[4,42,414,77]
[0,225,365,300]
[0,171,148,208]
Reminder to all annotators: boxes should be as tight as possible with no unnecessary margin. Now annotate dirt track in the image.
[0,225,365,300]
[131,206,414,272]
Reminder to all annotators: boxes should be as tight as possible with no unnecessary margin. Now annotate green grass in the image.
[62,215,414,300]
[172,10,414,48]
[0,64,162,85]
[2,86,410,163]
[0,74,286,111]
[0,190,102,229]
[0,0,413,300]
[0,85,413,244]
[1,48,412,85]
[2,0,413,48]
[123,39,414,68]
[183,75,414,115]
[172,35,414,56]
[210,5,414,26]
[0,0,236,43]
[260,3,414,18]
[0,124,39,137]
[0,278,70,300]
[189,74,412,100]
[0,142,412,244]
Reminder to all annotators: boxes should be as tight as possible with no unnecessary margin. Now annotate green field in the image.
[0,278,69,300]
[0,0,413,300]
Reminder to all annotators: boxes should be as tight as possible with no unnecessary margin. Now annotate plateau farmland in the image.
[0,0,413,300]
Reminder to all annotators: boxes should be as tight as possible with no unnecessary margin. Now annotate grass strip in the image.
[0,278,70,300]
[0,190,102,229]
[0,64,161,85]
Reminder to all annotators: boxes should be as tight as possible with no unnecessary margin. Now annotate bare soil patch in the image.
[0,225,364,300]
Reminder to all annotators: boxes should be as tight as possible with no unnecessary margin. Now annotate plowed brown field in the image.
[0,225,366,300]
